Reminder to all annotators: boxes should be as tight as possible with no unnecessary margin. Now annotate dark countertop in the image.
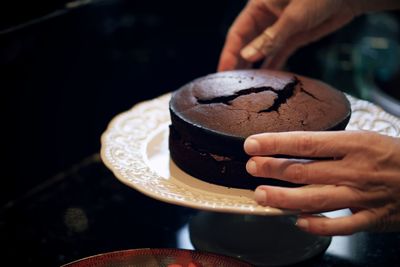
[1,154,399,266]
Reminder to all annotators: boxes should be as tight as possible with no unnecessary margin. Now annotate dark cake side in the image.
[169,125,300,189]
[169,70,351,190]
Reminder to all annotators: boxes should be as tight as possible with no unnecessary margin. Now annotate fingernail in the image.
[296,218,309,230]
[246,160,257,175]
[241,46,258,59]
[254,188,267,205]
[244,138,260,154]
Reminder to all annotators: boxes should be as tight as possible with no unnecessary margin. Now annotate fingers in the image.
[239,0,314,63]
[240,0,354,66]
[217,9,254,71]
[295,210,380,236]
[247,155,386,187]
[260,42,297,69]
[244,131,361,158]
[220,0,357,70]
[218,1,276,71]
[245,130,400,236]
[217,35,252,71]
[262,13,354,69]
[247,157,348,185]
[240,28,279,63]
[254,185,388,212]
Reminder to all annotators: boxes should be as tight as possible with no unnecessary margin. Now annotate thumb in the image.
[240,13,302,62]
[240,1,327,62]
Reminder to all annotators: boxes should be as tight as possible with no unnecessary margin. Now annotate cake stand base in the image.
[189,211,331,267]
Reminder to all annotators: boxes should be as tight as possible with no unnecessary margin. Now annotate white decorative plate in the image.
[100,93,400,215]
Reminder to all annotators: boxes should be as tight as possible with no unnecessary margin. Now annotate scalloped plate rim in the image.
[100,93,400,215]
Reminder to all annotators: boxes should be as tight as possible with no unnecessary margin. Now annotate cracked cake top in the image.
[170,69,351,138]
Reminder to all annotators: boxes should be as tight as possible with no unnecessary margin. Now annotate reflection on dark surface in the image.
[2,156,399,266]
[1,1,400,266]
[1,155,194,266]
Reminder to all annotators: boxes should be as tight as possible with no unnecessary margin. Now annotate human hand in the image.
[244,131,400,236]
[218,0,400,71]
[218,0,357,71]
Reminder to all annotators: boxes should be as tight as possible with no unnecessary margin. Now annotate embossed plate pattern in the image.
[100,93,400,215]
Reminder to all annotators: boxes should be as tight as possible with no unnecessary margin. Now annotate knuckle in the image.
[284,11,305,26]
[297,135,316,156]
[269,137,279,154]
[356,131,380,148]
[314,220,331,236]
[348,187,365,204]
[369,161,382,173]
[227,28,239,40]
[372,151,392,172]
[306,194,329,211]
[351,172,379,188]
[338,227,355,236]
[351,171,365,181]
[273,189,289,208]
[287,164,307,184]
[343,170,369,185]
[365,131,380,140]
[314,220,353,236]
[339,222,358,235]
[260,160,272,176]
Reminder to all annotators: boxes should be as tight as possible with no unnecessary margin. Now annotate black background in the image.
[1,0,340,205]
[1,0,245,204]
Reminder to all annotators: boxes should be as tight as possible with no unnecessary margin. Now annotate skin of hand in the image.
[218,0,400,71]
[244,130,400,236]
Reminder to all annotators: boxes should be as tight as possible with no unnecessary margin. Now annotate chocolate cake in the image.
[169,70,351,189]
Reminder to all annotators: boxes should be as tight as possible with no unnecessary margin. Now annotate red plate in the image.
[61,248,253,267]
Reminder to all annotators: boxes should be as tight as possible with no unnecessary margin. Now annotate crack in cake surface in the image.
[196,77,299,113]
[300,87,320,101]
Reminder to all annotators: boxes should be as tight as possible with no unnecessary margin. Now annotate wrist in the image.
[348,0,400,16]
